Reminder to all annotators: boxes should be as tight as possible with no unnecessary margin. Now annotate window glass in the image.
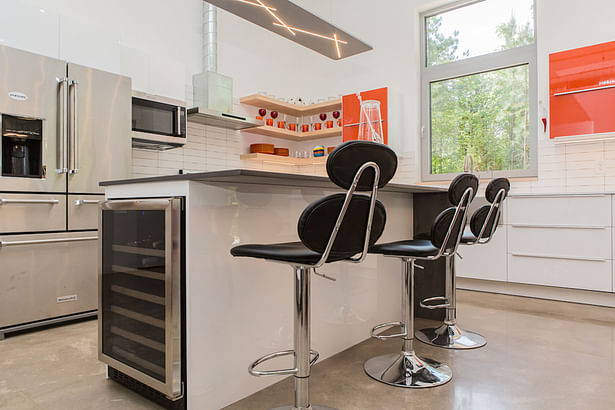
[426,0,534,66]
[430,64,531,174]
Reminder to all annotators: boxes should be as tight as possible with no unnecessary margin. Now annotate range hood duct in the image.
[204,3,217,73]
[190,3,259,130]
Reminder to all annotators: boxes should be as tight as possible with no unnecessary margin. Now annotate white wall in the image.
[285,0,615,194]
[4,0,615,191]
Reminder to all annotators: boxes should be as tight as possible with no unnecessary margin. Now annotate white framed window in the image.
[420,0,537,181]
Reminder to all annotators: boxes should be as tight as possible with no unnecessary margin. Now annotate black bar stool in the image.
[230,141,397,410]
[365,173,478,388]
[416,177,509,350]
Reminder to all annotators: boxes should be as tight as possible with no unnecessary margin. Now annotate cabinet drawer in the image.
[508,225,611,259]
[0,193,66,233]
[68,194,102,230]
[0,232,98,328]
[508,253,612,292]
[456,226,507,281]
[508,195,610,226]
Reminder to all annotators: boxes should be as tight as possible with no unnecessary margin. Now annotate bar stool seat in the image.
[231,242,350,265]
[370,239,439,257]
[460,230,478,244]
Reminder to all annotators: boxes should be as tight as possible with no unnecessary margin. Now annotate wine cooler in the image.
[99,198,184,407]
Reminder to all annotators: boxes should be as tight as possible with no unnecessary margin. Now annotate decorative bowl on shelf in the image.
[250,143,275,154]
[274,148,290,156]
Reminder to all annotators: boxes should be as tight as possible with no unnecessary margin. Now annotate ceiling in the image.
[205,0,373,60]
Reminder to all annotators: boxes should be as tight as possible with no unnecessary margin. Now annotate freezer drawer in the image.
[0,231,98,328]
[0,193,66,233]
[69,194,103,230]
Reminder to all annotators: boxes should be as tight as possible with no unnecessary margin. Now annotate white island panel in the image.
[105,179,414,409]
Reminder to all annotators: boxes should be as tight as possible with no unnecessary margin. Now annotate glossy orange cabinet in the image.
[550,40,615,139]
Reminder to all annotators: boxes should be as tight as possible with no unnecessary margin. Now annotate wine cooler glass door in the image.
[99,198,182,400]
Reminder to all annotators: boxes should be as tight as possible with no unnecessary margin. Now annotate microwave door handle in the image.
[57,78,68,174]
[69,80,79,174]
[176,108,182,136]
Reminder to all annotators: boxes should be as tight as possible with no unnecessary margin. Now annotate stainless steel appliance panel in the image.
[68,194,103,230]
[67,63,132,194]
[0,231,98,328]
[0,45,67,193]
[0,193,66,233]
[131,92,187,150]
[99,198,183,400]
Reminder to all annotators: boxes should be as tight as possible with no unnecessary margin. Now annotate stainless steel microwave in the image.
[131,92,186,150]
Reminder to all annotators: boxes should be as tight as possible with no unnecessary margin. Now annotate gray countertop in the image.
[100,169,446,194]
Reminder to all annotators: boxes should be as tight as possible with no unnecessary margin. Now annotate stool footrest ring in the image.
[420,296,450,310]
[248,349,320,377]
[370,321,407,340]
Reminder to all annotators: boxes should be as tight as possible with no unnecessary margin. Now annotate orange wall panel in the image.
[342,87,388,144]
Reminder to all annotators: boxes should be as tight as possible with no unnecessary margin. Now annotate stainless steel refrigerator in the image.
[0,45,132,338]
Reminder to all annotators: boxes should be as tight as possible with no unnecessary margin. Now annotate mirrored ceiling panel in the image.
[205,0,373,60]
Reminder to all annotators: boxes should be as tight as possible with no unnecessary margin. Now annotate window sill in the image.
[417,176,538,185]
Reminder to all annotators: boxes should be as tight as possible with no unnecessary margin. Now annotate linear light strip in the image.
[334,33,341,58]
[272,23,348,44]
[257,0,295,35]
[235,0,277,11]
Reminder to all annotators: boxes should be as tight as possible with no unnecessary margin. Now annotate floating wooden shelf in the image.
[240,153,327,166]
[240,94,342,117]
[243,126,341,141]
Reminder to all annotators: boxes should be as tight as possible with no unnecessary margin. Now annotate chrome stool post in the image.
[415,255,486,349]
[248,267,333,410]
[364,258,452,388]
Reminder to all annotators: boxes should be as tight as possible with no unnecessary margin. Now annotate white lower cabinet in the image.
[503,194,614,293]
[508,254,612,292]
[456,225,507,281]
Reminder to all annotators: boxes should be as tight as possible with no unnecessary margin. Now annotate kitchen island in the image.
[100,169,447,410]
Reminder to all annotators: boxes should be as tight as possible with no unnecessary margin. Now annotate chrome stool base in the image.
[416,324,486,349]
[364,351,452,388]
[272,405,338,410]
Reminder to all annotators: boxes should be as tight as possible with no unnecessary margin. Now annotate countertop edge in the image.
[100,169,447,194]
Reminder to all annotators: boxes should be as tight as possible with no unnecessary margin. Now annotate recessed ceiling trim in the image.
[204,0,373,60]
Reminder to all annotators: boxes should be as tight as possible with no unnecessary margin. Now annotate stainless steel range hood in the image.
[187,107,260,130]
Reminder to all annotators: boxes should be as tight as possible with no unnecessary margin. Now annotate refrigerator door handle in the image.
[75,199,100,206]
[0,198,60,205]
[69,80,79,174]
[0,236,97,247]
[57,77,69,174]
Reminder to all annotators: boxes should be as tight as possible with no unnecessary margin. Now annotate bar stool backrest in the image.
[298,141,398,266]
[326,140,398,190]
[430,173,478,256]
[469,177,510,242]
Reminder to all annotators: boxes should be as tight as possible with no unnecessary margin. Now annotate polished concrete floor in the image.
[1,290,615,409]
